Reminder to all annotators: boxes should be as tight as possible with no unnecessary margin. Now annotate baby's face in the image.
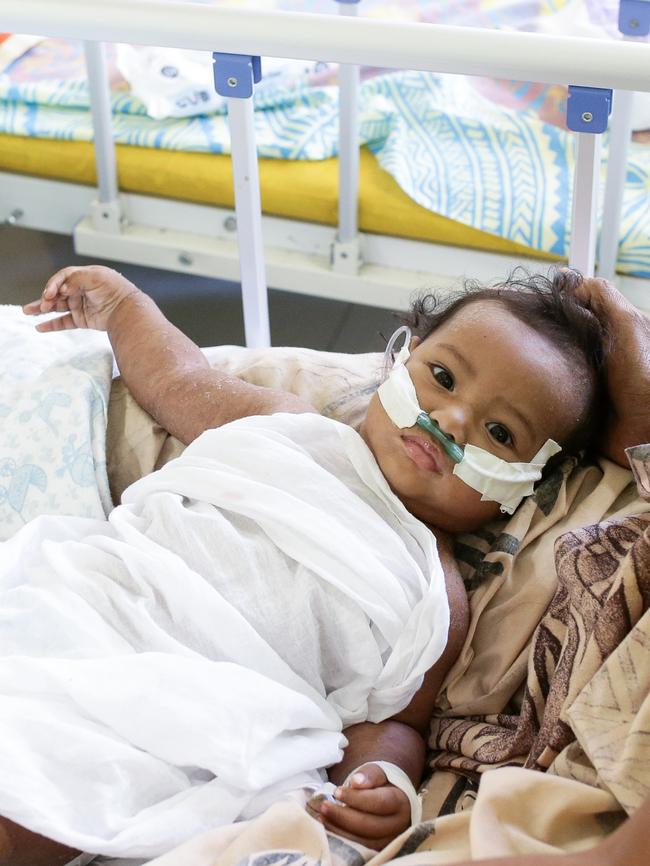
[360,300,588,533]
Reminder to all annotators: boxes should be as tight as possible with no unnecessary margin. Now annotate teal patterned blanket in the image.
[1,0,649,277]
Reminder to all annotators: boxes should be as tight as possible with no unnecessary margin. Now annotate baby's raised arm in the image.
[24,265,316,443]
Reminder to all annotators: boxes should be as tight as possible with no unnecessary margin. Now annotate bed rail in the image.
[3,0,650,345]
[4,0,650,91]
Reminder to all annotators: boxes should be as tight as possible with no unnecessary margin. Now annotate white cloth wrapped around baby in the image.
[0,413,449,859]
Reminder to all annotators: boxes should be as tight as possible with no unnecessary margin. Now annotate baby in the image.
[0,266,607,866]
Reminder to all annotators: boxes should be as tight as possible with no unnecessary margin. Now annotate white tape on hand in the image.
[344,761,423,826]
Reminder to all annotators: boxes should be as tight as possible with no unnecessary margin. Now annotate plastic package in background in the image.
[116,44,333,119]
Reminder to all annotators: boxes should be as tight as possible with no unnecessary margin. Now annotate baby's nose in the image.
[429,406,468,445]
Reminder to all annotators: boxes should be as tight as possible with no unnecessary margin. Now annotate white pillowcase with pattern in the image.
[0,306,114,539]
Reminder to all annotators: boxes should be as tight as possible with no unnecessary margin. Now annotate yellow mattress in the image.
[0,134,552,259]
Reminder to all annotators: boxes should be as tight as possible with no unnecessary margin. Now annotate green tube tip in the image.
[415,412,464,464]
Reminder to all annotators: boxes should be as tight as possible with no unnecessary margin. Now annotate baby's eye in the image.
[431,365,454,391]
[487,422,513,446]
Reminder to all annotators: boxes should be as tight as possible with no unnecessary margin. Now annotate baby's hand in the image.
[315,763,411,850]
[23,265,140,332]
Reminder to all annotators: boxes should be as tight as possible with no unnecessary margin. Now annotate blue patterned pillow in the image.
[0,306,114,538]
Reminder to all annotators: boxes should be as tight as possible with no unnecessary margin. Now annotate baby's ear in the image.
[409,336,421,351]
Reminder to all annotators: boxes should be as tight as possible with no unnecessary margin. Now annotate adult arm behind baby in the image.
[574,275,650,465]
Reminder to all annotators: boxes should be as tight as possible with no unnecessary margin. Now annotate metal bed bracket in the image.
[619,0,650,36]
[567,86,613,134]
[212,51,270,348]
[567,87,612,275]
[330,236,363,275]
[88,199,122,234]
[212,52,262,98]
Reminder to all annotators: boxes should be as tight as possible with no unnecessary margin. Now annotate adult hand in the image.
[314,762,411,850]
[23,265,140,332]
[574,274,650,466]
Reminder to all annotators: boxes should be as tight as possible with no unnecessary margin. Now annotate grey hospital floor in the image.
[0,226,400,353]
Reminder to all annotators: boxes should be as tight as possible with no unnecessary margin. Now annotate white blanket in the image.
[0,412,448,859]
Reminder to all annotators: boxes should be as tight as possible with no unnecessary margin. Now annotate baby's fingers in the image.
[22,298,47,316]
[334,784,405,816]
[319,802,402,850]
[24,295,72,316]
[38,267,86,308]
[42,266,80,297]
[321,798,403,834]
[34,314,76,333]
[23,274,74,317]
[322,785,409,836]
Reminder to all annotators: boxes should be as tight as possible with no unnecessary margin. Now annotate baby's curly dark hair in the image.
[399,268,611,459]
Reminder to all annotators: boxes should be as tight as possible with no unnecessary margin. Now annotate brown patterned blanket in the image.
[426,444,650,819]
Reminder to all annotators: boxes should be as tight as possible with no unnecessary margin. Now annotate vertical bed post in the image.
[332,0,362,275]
[83,41,122,233]
[598,0,650,282]
[213,53,271,348]
[567,86,612,276]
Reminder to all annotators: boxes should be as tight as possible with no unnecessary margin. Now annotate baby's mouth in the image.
[402,434,444,475]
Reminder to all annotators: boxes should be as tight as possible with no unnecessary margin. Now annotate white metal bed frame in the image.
[2,0,650,347]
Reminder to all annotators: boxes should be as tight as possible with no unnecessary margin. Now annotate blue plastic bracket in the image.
[619,0,650,36]
[567,85,613,133]
[212,53,262,99]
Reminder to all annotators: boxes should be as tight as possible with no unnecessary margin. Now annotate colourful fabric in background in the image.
[1,0,649,277]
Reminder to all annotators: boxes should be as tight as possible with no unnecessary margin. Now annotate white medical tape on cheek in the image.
[453,439,562,514]
[377,358,421,427]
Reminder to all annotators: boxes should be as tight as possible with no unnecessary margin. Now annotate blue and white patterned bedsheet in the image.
[1,0,649,277]
[0,307,114,538]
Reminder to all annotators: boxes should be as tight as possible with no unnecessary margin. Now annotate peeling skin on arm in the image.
[108,292,316,444]
[153,371,317,445]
